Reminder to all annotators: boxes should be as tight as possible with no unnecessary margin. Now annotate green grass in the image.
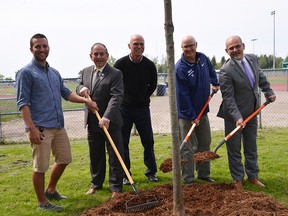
[0,82,83,122]
[0,128,288,215]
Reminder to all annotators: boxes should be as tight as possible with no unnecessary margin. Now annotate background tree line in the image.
[150,54,288,73]
[1,54,288,80]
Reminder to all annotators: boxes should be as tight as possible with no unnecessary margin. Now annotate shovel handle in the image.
[180,90,217,150]
[213,100,270,153]
[87,95,138,194]
[196,90,217,122]
[243,100,270,124]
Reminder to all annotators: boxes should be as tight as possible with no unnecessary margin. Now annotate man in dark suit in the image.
[217,35,276,189]
[76,43,124,198]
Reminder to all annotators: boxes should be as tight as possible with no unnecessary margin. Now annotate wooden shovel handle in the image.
[87,95,135,186]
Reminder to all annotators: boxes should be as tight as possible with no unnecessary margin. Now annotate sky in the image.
[0,0,287,79]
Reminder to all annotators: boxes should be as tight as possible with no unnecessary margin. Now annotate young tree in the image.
[108,55,117,65]
[164,0,184,215]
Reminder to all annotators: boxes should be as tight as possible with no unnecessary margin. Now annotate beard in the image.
[34,52,48,62]
[232,52,242,60]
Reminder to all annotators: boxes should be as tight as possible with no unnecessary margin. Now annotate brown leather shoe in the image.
[111,192,121,198]
[233,180,243,189]
[86,188,97,195]
[247,178,265,188]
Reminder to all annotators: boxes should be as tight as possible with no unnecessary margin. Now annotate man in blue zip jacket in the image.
[175,35,219,185]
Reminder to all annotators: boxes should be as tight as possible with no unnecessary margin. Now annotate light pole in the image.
[252,38,261,128]
[251,38,257,54]
[271,10,276,69]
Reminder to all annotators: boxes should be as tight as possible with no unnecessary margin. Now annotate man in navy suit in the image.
[217,35,276,189]
[76,43,124,198]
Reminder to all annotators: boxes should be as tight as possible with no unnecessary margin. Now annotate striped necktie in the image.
[92,70,100,88]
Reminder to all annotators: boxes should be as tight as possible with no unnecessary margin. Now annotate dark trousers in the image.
[121,105,157,177]
[179,115,211,183]
[87,125,124,192]
[224,117,259,181]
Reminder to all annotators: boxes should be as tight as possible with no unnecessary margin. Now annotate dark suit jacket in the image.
[217,54,274,122]
[76,64,123,131]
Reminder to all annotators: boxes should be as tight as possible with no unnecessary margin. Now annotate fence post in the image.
[286,70,288,92]
[0,112,3,144]
[258,88,262,128]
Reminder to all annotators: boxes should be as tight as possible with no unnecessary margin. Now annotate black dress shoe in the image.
[147,174,159,182]
[184,181,195,186]
[198,177,215,182]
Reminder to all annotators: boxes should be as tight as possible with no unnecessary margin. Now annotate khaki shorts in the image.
[30,128,72,173]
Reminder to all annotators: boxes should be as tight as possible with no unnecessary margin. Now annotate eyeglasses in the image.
[182,43,196,49]
[227,44,243,51]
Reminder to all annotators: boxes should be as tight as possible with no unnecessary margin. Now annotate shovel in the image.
[179,89,217,151]
[87,96,159,212]
[193,100,271,163]
[159,90,217,173]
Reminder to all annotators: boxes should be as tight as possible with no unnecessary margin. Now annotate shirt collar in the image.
[32,58,49,70]
[235,57,247,66]
[94,63,107,72]
[129,54,143,63]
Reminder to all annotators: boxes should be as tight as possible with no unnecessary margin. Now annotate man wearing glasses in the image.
[175,35,220,185]
[217,35,276,189]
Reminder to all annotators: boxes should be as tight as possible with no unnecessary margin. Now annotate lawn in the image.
[0,128,287,216]
[0,82,84,122]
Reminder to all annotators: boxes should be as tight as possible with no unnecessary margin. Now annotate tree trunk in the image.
[163,0,184,215]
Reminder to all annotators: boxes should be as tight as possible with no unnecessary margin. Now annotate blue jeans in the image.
[120,105,157,177]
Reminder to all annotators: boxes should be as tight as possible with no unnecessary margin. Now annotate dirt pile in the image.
[81,183,288,216]
[193,151,220,163]
[159,158,187,173]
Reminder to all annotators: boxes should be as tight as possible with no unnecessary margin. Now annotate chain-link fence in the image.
[1,70,287,143]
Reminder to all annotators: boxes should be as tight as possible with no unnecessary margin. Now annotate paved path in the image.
[150,92,227,133]
[150,91,288,132]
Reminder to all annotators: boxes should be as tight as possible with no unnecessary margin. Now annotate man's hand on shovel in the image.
[85,99,98,113]
[79,87,99,112]
[99,117,110,129]
[86,95,111,129]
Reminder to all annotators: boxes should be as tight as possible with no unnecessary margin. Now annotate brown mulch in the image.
[81,183,288,216]
[159,158,187,173]
[193,151,221,163]
[159,151,220,173]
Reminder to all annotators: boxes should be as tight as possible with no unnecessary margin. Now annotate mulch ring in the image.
[81,183,288,216]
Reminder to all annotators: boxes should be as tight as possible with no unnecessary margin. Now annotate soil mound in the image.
[81,183,288,216]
